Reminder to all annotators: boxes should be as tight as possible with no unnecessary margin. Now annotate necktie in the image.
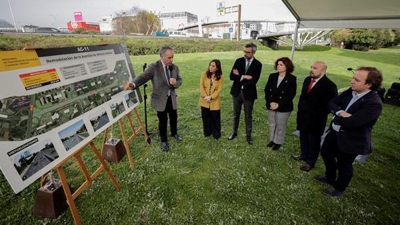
[307,79,315,94]
[245,60,250,73]
[165,66,171,84]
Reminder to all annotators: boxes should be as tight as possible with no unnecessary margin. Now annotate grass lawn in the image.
[1,45,400,224]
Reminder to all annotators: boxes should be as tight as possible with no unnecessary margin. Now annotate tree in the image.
[137,11,160,35]
[392,29,400,46]
[331,28,396,51]
[370,29,394,49]
[112,6,160,36]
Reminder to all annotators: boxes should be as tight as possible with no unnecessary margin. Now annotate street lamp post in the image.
[7,0,18,32]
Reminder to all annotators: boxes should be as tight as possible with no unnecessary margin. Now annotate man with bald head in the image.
[292,61,338,172]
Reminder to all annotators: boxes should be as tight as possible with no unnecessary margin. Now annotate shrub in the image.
[0,35,268,55]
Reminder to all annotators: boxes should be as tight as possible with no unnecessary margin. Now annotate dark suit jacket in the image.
[229,57,262,100]
[132,60,182,111]
[329,88,383,155]
[264,72,297,112]
[297,75,337,133]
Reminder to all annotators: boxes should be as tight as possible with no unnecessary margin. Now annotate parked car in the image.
[58,28,72,34]
[33,27,62,33]
[168,30,189,38]
[152,31,169,37]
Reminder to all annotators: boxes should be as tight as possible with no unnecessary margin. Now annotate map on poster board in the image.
[0,44,141,193]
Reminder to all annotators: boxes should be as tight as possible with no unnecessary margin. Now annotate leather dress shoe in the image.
[314,175,333,185]
[172,134,183,141]
[228,133,237,140]
[246,136,253,145]
[161,142,169,152]
[300,163,314,172]
[267,141,275,147]
[291,155,305,161]
[272,144,281,150]
[322,188,343,197]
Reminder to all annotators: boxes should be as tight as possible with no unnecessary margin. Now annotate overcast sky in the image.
[0,0,295,28]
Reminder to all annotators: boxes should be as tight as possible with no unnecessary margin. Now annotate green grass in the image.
[1,46,400,224]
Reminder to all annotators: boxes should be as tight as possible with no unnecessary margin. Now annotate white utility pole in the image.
[7,0,18,32]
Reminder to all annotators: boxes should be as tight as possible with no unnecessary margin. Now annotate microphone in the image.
[142,63,147,72]
[167,65,174,88]
[168,65,173,73]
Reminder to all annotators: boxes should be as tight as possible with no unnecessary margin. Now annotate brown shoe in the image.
[300,164,314,172]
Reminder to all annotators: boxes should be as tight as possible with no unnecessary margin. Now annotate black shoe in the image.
[300,163,314,172]
[291,155,305,161]
[267,141,275,147]
[161,142,169,152]
[322,188,343,197]
[172,134,183,141]
[228,133,237,140]
[246,136,253,145]
[314,175,333,185]
[272,144,281,150]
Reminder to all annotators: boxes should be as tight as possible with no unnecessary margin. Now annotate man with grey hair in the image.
[126,46,183,152]
[228,43,263,145]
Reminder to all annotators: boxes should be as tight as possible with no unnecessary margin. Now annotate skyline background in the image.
[0,0,295,28]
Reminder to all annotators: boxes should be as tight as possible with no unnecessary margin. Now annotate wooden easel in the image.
[53,140,120,225]
[53,107,149,225]
[102,107,151,169]
[23,43,150,224]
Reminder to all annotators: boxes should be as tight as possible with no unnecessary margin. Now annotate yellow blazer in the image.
[198,71,224,110]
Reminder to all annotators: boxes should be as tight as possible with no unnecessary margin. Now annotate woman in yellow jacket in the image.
[198,59,224,139]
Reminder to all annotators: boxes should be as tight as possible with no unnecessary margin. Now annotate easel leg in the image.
[133,108,151,145]
[89,142,121,191]
[56,166,82,225]
[118,119,135,169]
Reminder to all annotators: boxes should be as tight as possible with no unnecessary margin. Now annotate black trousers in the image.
[157,96,177,142]
[299,129,323,167]
[320,130,358,192]
[232,90,254,137]
[201,107,221,139]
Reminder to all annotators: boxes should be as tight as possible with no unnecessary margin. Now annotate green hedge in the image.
[0,34,268,55]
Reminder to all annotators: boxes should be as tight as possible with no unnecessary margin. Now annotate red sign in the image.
[74,12,83,21]
[67,21,100,32]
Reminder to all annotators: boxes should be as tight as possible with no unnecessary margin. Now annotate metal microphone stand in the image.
[142,63,150,140]
[143,83,149,136]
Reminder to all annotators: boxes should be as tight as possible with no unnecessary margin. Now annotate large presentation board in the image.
[0,44,141,193]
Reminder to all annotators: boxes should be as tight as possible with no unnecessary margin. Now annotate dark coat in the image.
[229,57,262,100]
[296,75,338,134]
[264,72,297,112]
[329,88,383,155]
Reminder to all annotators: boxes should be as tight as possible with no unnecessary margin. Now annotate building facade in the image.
[160,12,198,30]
